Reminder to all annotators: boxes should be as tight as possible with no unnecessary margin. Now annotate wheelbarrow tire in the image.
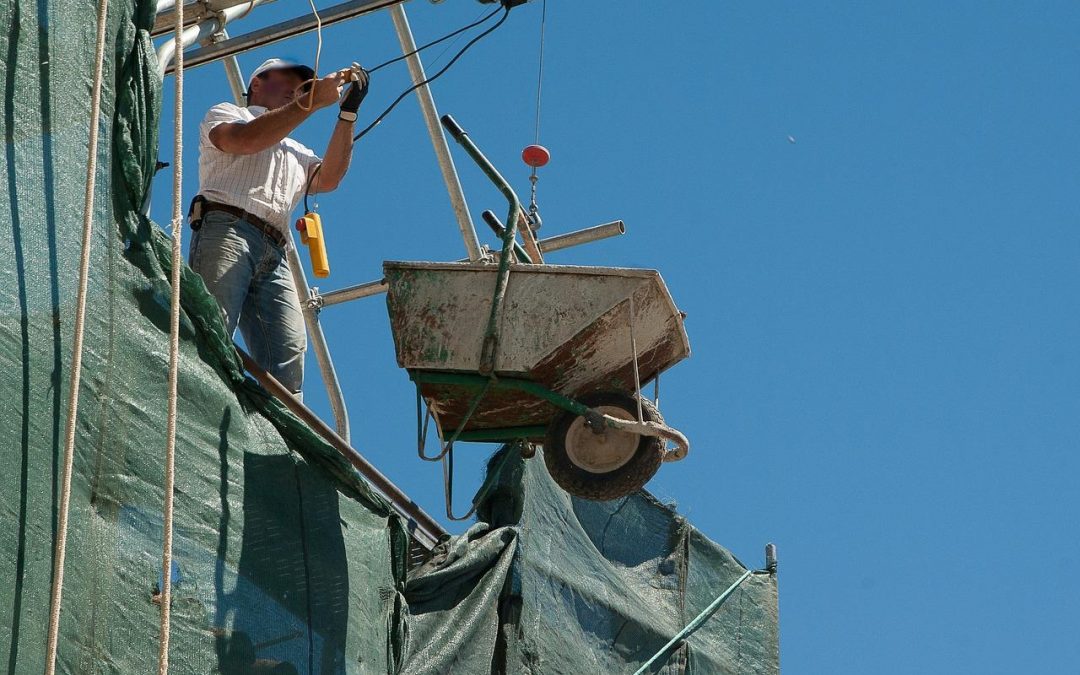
[543,391,664,501]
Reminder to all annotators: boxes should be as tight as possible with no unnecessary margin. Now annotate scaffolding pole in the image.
[164,0,404,73]
[389,3,484,261]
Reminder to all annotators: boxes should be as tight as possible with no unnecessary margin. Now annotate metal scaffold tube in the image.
[539,220,626,253]
[286,242,352,443]
[389,4,484,262]
[214,30,248,105]
[155,0,273,75]
[316,279,390,307]
[166,0,404,73]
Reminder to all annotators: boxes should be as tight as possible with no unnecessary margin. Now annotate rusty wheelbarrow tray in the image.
[384,260,690,444]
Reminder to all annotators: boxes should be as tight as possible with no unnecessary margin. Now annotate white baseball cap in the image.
[248,58,315,85]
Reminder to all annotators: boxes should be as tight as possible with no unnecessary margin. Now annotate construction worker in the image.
[188,58,369,397]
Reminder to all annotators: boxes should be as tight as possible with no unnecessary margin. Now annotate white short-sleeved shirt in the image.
[198,103,321,234]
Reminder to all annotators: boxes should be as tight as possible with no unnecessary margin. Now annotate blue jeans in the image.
[189,210,306,394]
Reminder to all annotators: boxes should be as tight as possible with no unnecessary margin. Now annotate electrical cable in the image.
[304,165,320,213]
[421,6,494,71]
[352,6,511,142]
[367,6,501,75]
[303,5,511,210]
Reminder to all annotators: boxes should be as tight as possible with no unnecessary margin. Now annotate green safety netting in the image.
[403,447,779,674]
[1,1,408,672]
[0,1,778,673]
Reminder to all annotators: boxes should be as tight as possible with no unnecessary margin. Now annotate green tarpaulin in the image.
[403,448,779,674]
[0,1,778,672]
[1,2,408,672]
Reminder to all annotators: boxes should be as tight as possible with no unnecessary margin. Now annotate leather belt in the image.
[199,199,287,248]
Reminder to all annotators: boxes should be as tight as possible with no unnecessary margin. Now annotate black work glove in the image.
[339,69,370,115]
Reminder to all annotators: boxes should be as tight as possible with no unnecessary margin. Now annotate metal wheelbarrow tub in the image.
[384,260,690,435]
[386,260,690,501]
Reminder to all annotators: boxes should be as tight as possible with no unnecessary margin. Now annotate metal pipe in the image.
[309,218,629,311]
[156,0,272,75]
[215,30,248,105]
[154,0,276,37]
[439,114,522,374]
[456,426,548,443]
[237,347,447,550]
[632,569,756,675]
[481,210,531,263]
[166,0,404,73]
[285,240,352,443]
[539,220,626,254]
[156,22,211,78]
[413,370,594,419]
[317,279,389,307]
[389,4,483,262]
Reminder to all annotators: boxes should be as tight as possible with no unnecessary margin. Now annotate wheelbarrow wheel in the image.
[543,391,664,501]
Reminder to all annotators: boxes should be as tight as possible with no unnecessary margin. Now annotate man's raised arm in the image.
[310,70,370,193]
[210,73,346,155]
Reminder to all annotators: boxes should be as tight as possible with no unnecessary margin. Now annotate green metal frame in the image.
[411,370,596,442]
[455,426,548,443]
[441,114,525,375]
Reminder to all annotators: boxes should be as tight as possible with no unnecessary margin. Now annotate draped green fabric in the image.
[0,2,408,672]
[403,447,779,674]
[0,1,777,673]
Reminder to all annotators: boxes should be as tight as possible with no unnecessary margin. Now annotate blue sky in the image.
[152,1,1080,672]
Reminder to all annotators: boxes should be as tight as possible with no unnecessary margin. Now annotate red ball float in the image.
[522,144,550,168]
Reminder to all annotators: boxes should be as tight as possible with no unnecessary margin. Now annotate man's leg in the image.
[188,211,258,335]
[238,245,306,396]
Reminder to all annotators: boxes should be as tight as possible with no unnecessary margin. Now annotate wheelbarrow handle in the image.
[439,114,523,375]
[481,210,532,263]
[602,415,690,462]
[440,113,467,142]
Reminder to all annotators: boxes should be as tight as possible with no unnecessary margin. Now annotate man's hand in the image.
[304,72,347,110]
[338,67,370,122]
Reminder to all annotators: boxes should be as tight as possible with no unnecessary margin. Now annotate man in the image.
[189,58,368,397]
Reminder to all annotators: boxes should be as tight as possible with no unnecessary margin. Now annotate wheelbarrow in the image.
[383,115,692,504]
[385,261,690,501]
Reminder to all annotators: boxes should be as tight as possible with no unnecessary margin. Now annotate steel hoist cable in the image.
[527,0,548,225]
[532,0,547,146]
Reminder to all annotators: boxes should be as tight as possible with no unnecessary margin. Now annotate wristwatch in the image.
[338,110,357,123]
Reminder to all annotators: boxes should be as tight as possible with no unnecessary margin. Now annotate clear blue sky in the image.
[152,2,1080,672]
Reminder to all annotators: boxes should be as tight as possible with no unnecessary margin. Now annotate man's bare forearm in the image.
[312,119,354,192]
[210,100,315,155]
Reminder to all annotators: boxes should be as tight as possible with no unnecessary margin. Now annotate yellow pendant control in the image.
[296,212,330,278]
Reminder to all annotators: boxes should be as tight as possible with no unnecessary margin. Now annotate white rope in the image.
[158,0,185,669]
[296,0,324,112]
[43,0,111,670]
